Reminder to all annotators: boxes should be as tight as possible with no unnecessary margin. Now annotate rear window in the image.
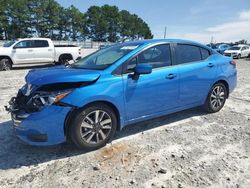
[34,40,49,48]
[176,44,202,64]
[200,48,210,60]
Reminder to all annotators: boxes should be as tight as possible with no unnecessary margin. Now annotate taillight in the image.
[230,60,237,66]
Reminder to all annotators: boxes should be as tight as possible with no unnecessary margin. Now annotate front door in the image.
[123,44,179,122]
[11,40,35,64]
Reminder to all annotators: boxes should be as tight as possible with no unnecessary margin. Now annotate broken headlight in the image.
[28,90,72,111]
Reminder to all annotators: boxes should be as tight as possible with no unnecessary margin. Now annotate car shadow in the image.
[0,107,205,170]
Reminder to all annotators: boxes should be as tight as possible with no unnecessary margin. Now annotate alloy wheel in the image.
[80,110,112,144]
[210,85,225,111]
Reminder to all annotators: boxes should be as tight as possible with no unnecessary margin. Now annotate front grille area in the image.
[13,90,40,113]
[8,90,37,127]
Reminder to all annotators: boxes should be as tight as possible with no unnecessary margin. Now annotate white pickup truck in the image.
[0,38,82,70]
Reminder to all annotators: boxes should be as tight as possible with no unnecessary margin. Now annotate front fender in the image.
[60,75,127,127]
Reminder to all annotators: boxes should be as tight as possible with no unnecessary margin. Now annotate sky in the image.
[57,0,250,43]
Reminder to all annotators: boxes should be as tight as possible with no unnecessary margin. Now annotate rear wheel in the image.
[58,54,72,65]
[204,83,227,113]
[0,58,12,71]
[69,104,117,150]
[237,54,241,59]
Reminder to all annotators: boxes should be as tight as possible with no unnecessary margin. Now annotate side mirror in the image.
[13,46,16,49]
[131,64,152,80]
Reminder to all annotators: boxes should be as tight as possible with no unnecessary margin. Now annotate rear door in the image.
[174,43,217,106]
[32,40,54,63]
[123,44,179,122]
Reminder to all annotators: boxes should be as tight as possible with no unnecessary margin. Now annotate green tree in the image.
[119,11,153,41]
[86,5,153,42]
[1,1,152,42]
[101,5,120,42]
[66,5,87,41]
[0,0,9,39]
[6,0,31,39]
[85,6,106,41]
[57,7,70,40]
[235,39,247,45]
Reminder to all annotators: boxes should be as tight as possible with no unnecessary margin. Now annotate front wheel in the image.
[237,54,241,59]
[204,83,227,113]
[69,104,117,150]
[0,58,12,71]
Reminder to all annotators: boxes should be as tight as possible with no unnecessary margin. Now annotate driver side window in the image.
[126,44,171,73]
[14,40,33,48]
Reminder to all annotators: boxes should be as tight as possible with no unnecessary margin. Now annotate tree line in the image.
[0,0,153,42]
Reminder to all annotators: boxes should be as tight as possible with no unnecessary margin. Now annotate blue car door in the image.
[174,43,218,106]
[123,44,179,122]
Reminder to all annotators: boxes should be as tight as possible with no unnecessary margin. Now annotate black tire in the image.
[58,55,72,65]
[69,104,117,150]
[0,58,12,71]
[237,54,241,59]
[204,82,228,113]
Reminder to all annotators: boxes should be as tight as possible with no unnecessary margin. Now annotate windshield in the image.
[3,41,16,47]
[229,46,240,50]
[71,42,142,70]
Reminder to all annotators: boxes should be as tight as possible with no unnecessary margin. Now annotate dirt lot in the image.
[0,59,249,188]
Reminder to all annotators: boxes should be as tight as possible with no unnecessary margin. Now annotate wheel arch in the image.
[64,100,121,141]
[213,79,229,98]
[0,56,14,64]
[59,53,73,61]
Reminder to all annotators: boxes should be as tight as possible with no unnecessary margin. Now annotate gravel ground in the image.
[0,59,249,188]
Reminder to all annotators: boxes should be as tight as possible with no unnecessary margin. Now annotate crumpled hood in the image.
[25,65,101,86]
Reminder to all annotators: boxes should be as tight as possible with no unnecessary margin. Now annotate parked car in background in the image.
[224,45,250,59]
[0,38,82,70]
[208,43,231,54]
[6,39,237,150]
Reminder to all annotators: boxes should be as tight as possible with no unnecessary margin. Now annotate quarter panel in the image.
[216,56,237,93]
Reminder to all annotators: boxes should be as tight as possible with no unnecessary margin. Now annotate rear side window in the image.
[126,44,172,72]
[34,40,49,48]
[175,44,202,64]
[200,48,210,60]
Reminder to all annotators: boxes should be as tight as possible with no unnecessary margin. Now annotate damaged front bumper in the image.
[6,96,72,146]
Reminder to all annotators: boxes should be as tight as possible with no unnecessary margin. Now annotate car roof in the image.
[17,38,51,41]
[123,39,209,49]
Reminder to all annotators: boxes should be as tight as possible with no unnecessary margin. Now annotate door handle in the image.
[166,73,176,79]
[48,49,53,51]
[28,49,33,52]
[207,63,214,67]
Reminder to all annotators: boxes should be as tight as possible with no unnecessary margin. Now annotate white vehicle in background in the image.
[0,38,82,70]
[224,44,250,59]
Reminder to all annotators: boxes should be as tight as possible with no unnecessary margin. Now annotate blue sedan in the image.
[7,39,237,149]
